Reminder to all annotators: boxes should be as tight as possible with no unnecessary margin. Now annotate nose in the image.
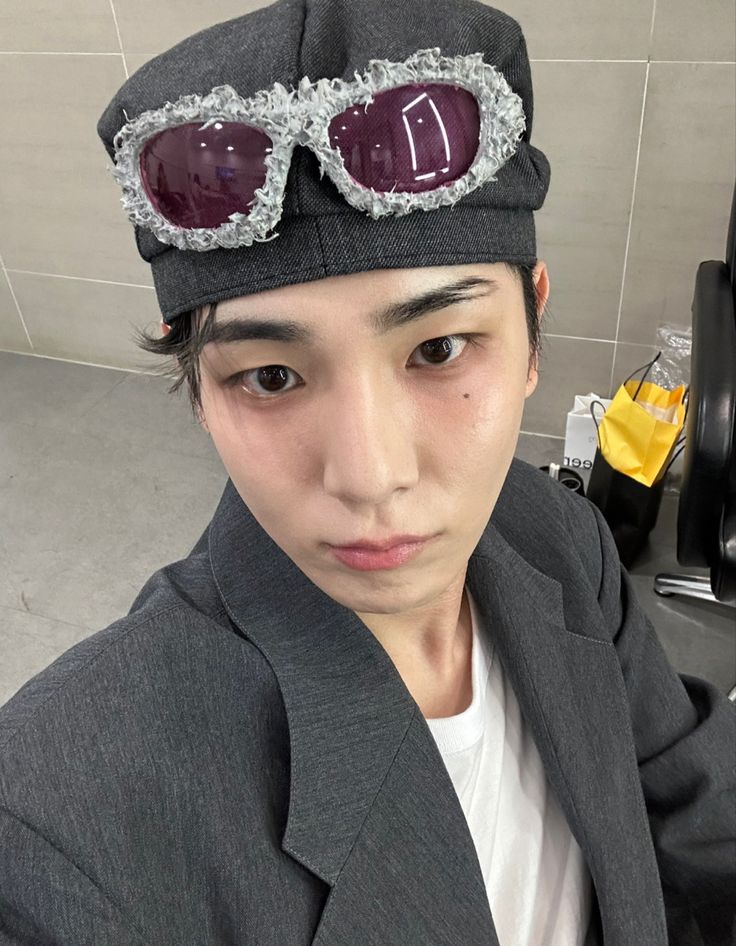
[321,373,418,506]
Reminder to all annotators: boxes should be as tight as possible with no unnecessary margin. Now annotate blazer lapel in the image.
[208,478,498,943]
[463,523,669,946]
[208,477,667,946]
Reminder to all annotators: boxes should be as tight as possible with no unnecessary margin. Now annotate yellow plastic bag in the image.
[597,377,687,487]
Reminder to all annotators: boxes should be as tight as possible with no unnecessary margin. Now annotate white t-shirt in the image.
[425,586,593,946]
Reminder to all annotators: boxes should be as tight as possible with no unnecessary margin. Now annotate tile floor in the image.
[1,350,734,707]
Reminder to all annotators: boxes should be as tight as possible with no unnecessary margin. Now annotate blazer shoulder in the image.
[0,583,276,764]
[493,458,606,598]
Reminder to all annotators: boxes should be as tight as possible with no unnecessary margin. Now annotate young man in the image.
[0,1,734,944]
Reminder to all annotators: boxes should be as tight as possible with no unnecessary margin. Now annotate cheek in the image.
[463,353,529,458]
[449,359,529,512]
[200,382,272,485]
[210,420,303,550]
[202,388,319,540]
[458,348,530,436]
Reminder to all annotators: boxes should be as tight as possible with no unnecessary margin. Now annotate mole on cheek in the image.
[463,393,470,399]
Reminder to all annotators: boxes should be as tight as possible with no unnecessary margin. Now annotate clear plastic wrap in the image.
[649,324,692,389]
[648,325,692,494]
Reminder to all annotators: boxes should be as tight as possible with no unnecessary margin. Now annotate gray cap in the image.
[96,0,550,325]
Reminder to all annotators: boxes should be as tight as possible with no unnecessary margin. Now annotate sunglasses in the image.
[109,47,526,252]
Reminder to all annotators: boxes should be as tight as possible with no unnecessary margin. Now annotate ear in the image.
[196,405,210,435]
[525,260,549,398]
[532,259,550,312]
[160,320,171,337]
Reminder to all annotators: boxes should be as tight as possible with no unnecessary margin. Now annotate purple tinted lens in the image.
[328,83,480,194]
[139,121,273,229]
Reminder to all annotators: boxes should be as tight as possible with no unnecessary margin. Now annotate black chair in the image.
[654,180,736,702]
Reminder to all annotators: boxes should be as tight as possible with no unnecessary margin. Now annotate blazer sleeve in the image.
[587,499,736,946]
[0,805,144,946]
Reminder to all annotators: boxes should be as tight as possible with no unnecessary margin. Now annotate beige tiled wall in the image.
[1,0,734,438]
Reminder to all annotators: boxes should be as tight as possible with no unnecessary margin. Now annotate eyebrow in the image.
[201,276,501,348]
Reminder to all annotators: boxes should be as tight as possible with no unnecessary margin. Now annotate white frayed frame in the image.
[108,47,526,252]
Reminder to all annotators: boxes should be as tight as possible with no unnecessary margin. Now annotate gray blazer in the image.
[0,459,733,945]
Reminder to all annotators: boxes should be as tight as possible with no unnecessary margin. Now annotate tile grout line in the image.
[106,0,129,80]
[0,349,155,375]
[75,371,134,416]
[519,430,565,440]
[544,333,654,346]
[6,268,155,290]
[0,600,97,634]
[533,58,647,63]
[651,60,735,65]
[0,51,125,57]
[608,0,657,396]
[0,252,34,352]
[532,59,735,64]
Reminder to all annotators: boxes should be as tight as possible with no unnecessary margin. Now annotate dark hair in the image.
[131,262,545,422]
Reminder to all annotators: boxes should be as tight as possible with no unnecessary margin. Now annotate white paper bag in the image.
[564,393,612,488]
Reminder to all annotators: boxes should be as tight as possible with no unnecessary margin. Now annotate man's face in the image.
[195,261,547,617]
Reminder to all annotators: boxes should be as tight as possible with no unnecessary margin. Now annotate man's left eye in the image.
[410,333,481,366]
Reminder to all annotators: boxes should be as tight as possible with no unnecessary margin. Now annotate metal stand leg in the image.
[653,574,736,701]
[653,574,721,602]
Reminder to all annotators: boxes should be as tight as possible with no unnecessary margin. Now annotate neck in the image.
[360,583,474,719]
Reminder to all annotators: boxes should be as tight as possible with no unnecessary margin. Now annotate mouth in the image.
[328,536,436,572]
[329,533,433,552]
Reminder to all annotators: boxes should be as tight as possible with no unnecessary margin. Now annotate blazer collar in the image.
[207,471,666,946]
